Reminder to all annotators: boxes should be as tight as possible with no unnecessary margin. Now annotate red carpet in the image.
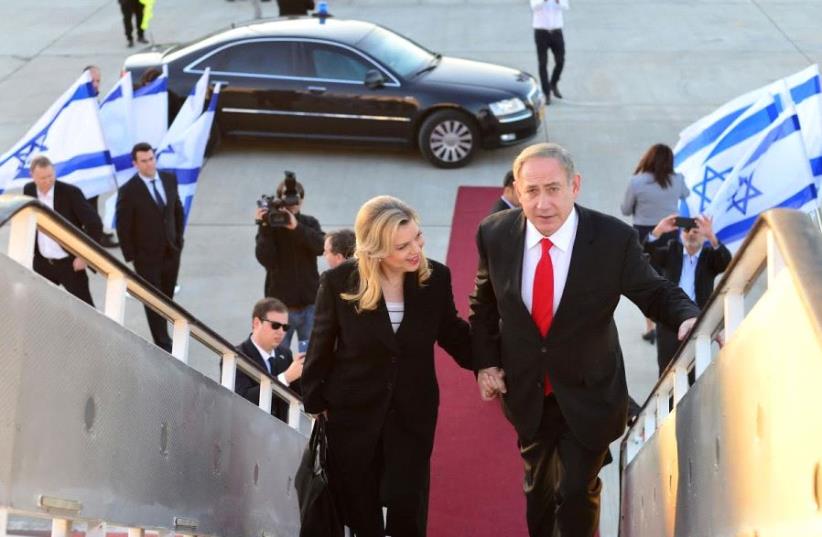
[428,187,527,537]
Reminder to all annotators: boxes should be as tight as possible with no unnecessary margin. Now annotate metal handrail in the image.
[0,193,307,430]
[620,208,822,467]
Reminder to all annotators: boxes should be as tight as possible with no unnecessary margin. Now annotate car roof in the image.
[168,17,377,59]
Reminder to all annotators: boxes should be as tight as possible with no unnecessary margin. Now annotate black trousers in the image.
[134,251,180,352]
[33,254,94,307]
[519,395,607,537]
[327,417,430,537]
[534,28,565,95]
[119,0,144,40]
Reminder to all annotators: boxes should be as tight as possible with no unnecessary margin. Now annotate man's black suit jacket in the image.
[489,196,514,215]
[115,171,184,265]
[235,336,297,422]
[469,205,699,450]
[644,237,732,309]
[24,181,103,257]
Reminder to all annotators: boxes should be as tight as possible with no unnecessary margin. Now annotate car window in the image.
[305,44,372,82]
[197,40,294,77]
[356,26,432,78]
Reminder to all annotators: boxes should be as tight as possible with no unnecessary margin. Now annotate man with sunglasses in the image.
[234,297,304,422]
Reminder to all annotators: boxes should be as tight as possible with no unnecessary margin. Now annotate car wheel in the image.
[418,110,478,169]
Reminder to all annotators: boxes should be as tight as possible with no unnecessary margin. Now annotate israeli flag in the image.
[679,92,783,217]
[159,68,210,150]
[785,65,822,184]
[0,71,115,197]
[157,84,221,227]
[132,65,168,148]
[706,108,818,250]
[100,71,137,185]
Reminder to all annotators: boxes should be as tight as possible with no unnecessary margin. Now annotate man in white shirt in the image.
[234,297,305,422]
[470,143,699,536]
[23,155,103,306]
[530,0,569,104]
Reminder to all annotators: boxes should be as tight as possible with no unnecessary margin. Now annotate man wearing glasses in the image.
[234,297,304,422]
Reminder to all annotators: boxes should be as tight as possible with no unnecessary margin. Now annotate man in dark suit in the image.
[489,169,521,214]
[234,297,304,422]
[116,142,184,352]
[469,143,700,537]
[24,155,103,306]
[644,214,731,373]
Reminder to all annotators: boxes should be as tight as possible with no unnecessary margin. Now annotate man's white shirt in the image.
[36,187,69,260]
[139,173,167,205]
[530,0,569,31]
[251,337,290,386]
[521,208,579,315]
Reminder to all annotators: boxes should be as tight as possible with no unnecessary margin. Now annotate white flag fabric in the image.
[785,65,822,186]
[679,93,783,217]
[0,71,115,197]
[675,65,822,208]
[99,71,137,187]
[132,67,169,149]
[706,110,818,251]
[157,84,221,227]
[160,68,209,149]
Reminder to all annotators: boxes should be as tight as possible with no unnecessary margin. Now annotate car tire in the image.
[418,110,478,169]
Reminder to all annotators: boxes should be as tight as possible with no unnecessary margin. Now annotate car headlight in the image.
[489,98,526,117]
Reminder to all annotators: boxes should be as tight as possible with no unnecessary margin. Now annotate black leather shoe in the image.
[551,86,563,99]
[100,233,119,248]
[137,36,148,44]
[641,328,656,344]
[127,38,134,48]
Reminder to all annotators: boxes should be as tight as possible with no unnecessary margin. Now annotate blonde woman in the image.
[302,195,472,537]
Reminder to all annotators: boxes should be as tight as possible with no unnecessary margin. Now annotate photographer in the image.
[644,213,731,373]
[255,172,325,351]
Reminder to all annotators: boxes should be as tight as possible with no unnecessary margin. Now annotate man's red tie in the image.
[532,238,554,396]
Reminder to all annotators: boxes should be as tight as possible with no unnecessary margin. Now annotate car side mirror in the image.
[364,69,386,89]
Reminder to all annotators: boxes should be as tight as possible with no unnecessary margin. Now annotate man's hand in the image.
[72,258,87,272]
[652,214,679,238]
[477,367,507,401]
[280,208,298,230]
[677,317,697,340]
[696,214,718,248]
[255,207,268,223]
[284,353,305,383]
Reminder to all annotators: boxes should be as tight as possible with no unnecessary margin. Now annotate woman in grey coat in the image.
[621,143,689,343]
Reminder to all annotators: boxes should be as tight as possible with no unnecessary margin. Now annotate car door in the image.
[185,39,315,136]
[296,40,415,142]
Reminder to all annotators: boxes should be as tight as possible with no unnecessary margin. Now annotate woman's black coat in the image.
[302,258,472,507]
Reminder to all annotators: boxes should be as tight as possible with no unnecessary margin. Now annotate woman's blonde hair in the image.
[341,195,431,311]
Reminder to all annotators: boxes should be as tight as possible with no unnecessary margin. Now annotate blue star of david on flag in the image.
[728,172,763,215]
[11,131,49,176]
[693,165,732,212]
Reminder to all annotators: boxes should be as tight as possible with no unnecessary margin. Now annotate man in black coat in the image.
[489,169,520,214]
[116,143,184,352]
[644,214,732,373]
[234,297,304,423]
[470,143,699,537]
[277,0,314,16]
[118,0,147,48]
[24,155,103,306]
[255,176,325,351]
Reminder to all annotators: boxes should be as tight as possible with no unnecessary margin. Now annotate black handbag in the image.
[295,416,344,537]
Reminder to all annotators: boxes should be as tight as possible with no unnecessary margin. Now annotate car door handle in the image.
[307,86,327,94]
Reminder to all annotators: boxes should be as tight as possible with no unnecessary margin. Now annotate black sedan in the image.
[124,17,544,168]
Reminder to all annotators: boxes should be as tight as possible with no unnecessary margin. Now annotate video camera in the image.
[257,171,302,228]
